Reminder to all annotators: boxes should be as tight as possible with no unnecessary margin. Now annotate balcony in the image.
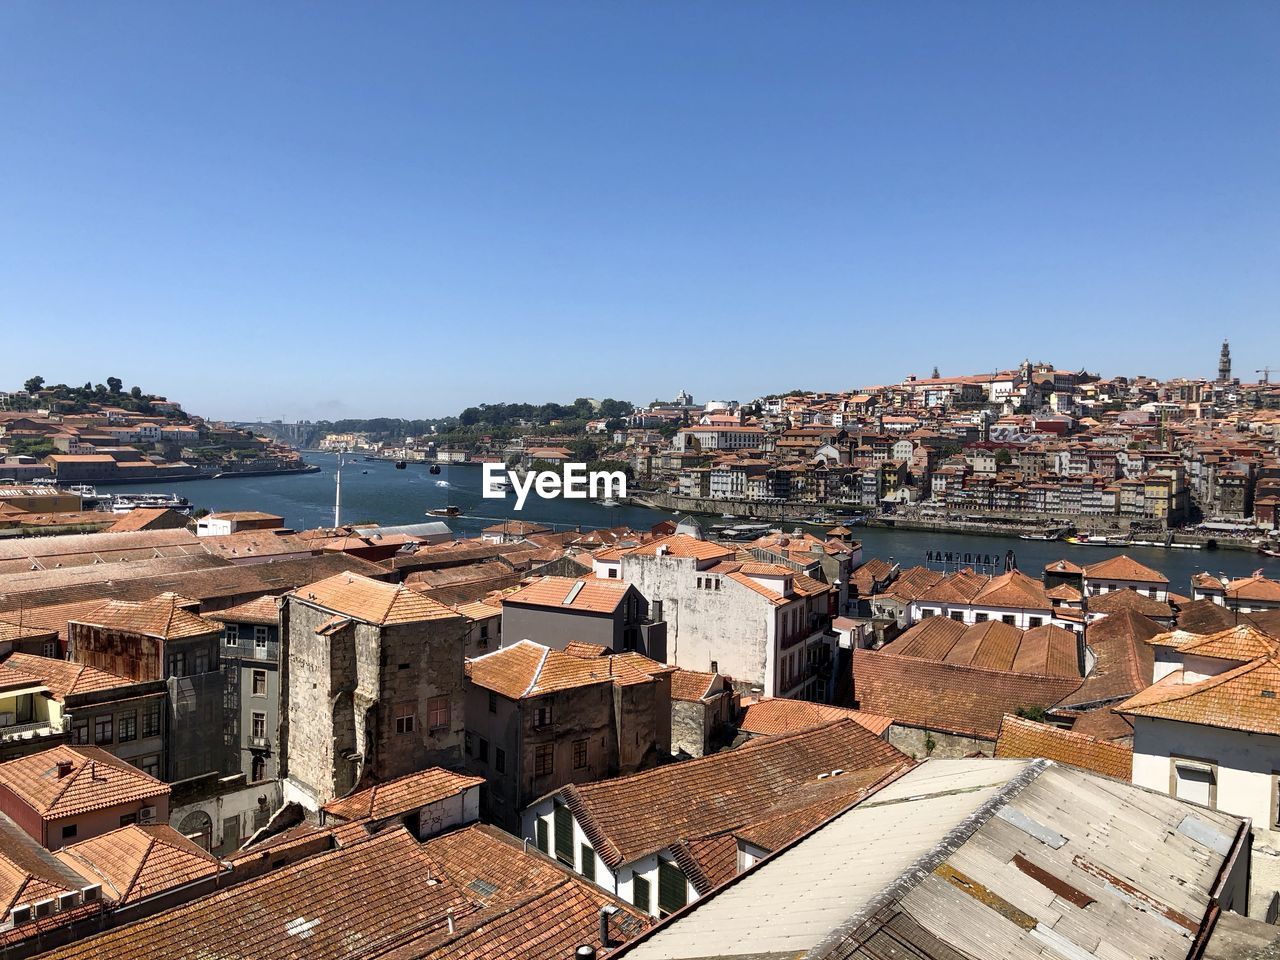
[0,720,58,742]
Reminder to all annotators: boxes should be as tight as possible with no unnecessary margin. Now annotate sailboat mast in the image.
[335,452,343,528]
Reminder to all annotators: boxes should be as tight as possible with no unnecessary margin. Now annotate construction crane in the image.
[1256,367,1278,385]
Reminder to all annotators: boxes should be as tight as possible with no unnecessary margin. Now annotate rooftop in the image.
[502,575,631,614]
[55,824,222,905]
[994,714,1132,779]
[738,698,894,738]
[321,767,485,823]
[292,571,460,625]
[466,640,665,700]
[0,746,168,821]
[71,593,217,641]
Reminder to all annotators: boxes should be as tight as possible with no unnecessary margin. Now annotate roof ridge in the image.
[524,645,552,697]
[1124,656,1272,709]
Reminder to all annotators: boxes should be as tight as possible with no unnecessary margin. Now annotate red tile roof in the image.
[1082,554,1169,584]
[994,715,1132,779]
[551,719,910,868]
[293,572,460,625]
[0,652,137,701]
[322,768,484,823]
[1117,656,1280,736]
[852,648,1083,740]
[0,746,168,821]
[72,593,215,641]
[738,698,893,737]
[502,575,630,614]
[466,641,663,700]
[55,824,221,905]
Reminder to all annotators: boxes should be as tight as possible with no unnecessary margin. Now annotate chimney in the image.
[599,904,619,947]
[55,760,73,778]
[575,949,597,960]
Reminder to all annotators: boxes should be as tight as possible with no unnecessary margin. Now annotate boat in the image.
[362,470,369,475]
[1261,547,1280,559]
[109,493,193,515]
[427,505,462,517]
[395,461,407,470]
[429,465,441,475]
[1018,532,1060,541]
[600,498,620,508]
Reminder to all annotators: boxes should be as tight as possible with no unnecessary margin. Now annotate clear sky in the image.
[1,2,1277,421]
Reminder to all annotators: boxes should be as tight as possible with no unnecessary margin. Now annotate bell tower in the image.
[1218,340,1231,382]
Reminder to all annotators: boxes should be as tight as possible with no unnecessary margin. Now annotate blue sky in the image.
[1,2,1277,421]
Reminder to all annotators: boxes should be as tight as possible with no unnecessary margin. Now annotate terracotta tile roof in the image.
[1177,598,1241,634]
[668,668,718,702]
[971,569,1052,609]
[322,768,484,823]
[0,746,168,821]
[738,698,893,737]
[1044,559,1083,575]
[55,824,222,905]
[623,534,736,562]
[466,641,661,700]
[0,652,137,701]
[1117,656,1280,735]
[38,828,475,960]
[1046,583,1082,602]
[106,508,190,533]
[1054,705,1135,741]
[1192,572,1226,591]
[889,619,1080,679]
[1082,554,1169,584]
[876,566,946,603]
[1149,624,1280,663]
[916,568,990,604]
[0,814,86,916]
[562,641,608,658]
[72,593,216,641]
[1227,575,1280,603]
[202,595,280,626]
[552,719,910,868]
[1087,587,1173,618]
[502,575,630,614]
[293,572,460,625]
[725,571,788,605]
[852,648,1083,740]
[849,558,893,594]
[994,715,1133,779]
[669,833,739,896]
[1060,611,1159,708]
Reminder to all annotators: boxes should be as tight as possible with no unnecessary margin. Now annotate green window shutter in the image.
[535,817,548,854]
[581,844,596,883]
[658,860,688,915]
[633,874,651,913]
[554,803,574,865]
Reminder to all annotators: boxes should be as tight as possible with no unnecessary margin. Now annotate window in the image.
[224,624,239,646]
[534,743,553,777]
[41,641,57,658]
[252,712,267,740]
[950,612,964,622]
[465,731,474,756]
[71,717,88,745]
[633,874,651,913]
[658,860,688,916]
[142,702,161,738]
[573,739,588,769]
[921,608,936,619]
[535,818,549,854]
[94,715,113,745]
[138,755,160,778]
[252,755,266,782]
[554,803,574,865]
[1001,615,1016,625]
[193,650,209,675]
[428,696,449,731]
[495,748,505,773]
[119,812,137,827]
[974,613,989,623]
[1028,617,1044,628]
[394,702,416,735]
[533,704,552,729]
[168,652,185,677]
[488,691,498,714]
[478,737,489,763]
[62,824,77,841]
[117,711,137,743]
[1172,758,1216,808]
[652,600,663,622]
[254,626,269,654]
[581,844,596,882]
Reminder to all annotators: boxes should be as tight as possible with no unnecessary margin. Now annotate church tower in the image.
[1218,340,1231,382]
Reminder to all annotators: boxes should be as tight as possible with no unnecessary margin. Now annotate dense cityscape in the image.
[0,350,1279,956]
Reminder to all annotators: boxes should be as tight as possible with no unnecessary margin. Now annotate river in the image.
[125,452,1280,592]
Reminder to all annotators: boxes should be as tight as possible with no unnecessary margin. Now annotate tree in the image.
[130,386,143,399]
[23,376,44,394]
[932,366,940,379]
[107,377,123,394]
[995,449,1013,466]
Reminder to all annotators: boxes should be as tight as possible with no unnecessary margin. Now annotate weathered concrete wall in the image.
[887,724,992,760]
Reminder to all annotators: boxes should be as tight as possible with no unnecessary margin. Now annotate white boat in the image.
[110,493,193,515]
[600,498,620,508]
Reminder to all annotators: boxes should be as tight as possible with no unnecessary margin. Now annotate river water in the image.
[127,452,1280,593]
